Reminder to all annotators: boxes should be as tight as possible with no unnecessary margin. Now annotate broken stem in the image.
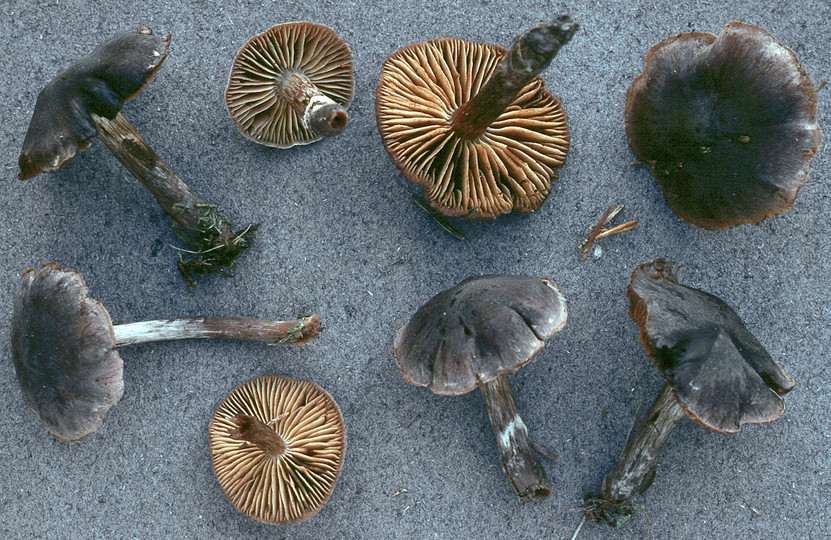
[595,204,624,228]
[228,413,287,457]
[92,112,257,289]
[112,315,320,347]
[450,16,578,138]
[277,71,349,137]
[479,373,550,502]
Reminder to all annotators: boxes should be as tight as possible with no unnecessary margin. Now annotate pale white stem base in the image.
[112,316,319,347]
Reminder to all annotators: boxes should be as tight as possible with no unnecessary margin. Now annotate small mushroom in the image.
[10,263,320,442]
[394,275,567,502]
[17,27,257,289]
[225,22,354,148]
[376,17,578,218]
[584,259,794,527]
[626,22,821,229]
[209,375,346,524]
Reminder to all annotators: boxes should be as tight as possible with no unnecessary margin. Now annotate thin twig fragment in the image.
[581,205,612,260]
[600,204,625,227]
[571,516,586,540]
[595,220,638,240]
[532,441,559,461]
[579,205,638,258]
[413,196,466,240]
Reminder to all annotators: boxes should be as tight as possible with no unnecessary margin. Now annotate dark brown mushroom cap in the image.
[626,22,821,229]
[225,22,354,148]
[394,275,567,395]
[18,27,170,180]
[376,38,569,219]
[10,263,123,442]
[627,259,795,434]
[209,375,346,524]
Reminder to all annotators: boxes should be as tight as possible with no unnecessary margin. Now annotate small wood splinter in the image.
[579,205,638,260]
[413,196,466,240]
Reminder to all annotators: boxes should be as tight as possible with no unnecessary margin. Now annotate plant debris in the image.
[413,196,466,240]
[579,204,637,259]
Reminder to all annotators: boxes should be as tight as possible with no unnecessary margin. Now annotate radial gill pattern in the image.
[377,38,570,218]
[226,23,354,147]
[209,375,346,524]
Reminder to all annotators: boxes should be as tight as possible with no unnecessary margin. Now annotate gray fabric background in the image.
[1,1,828,538]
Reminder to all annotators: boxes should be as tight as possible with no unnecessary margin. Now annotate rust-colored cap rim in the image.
[625,22,821,230]
[627,259,795,434]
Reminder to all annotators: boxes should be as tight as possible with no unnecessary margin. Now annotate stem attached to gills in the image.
[112,315,320,347]
[479,373,550,502]
[584,384,686,527]
[450,16,578,139]
[278,71,349,137]
[92,112,258,290]
[229,414,287,457]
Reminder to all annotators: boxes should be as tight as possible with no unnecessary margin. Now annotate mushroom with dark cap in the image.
[10,263,320,442]
[376,17,578,219]
[17,27,257,289]
[626,22,821,229]
[209,375,346,524]
[584,259,794,527]
[225,22,354,148]
[394,275,567,502]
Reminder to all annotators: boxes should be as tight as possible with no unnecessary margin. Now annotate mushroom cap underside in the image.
[394,275,567,396]
[225,22,354,148]
[625,22,821,229]
[209,375,346,524]
[627,259,794,434]
[18,27,170,180]
[376,38,570,219]
[11,263,123,442]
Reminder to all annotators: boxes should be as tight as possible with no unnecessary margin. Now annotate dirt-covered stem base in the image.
[92,112,257,290]
[584,384,686,526]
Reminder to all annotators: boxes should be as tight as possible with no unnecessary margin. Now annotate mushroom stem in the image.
[112,315,320,347]
[585,384,686,526]
[228,413,287,457]
[450,16,578,139]
[479,373,551,502]
[91,112,257,289]
[277,71,349,136]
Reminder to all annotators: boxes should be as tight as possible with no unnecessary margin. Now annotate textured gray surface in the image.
[1,1,828,538]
